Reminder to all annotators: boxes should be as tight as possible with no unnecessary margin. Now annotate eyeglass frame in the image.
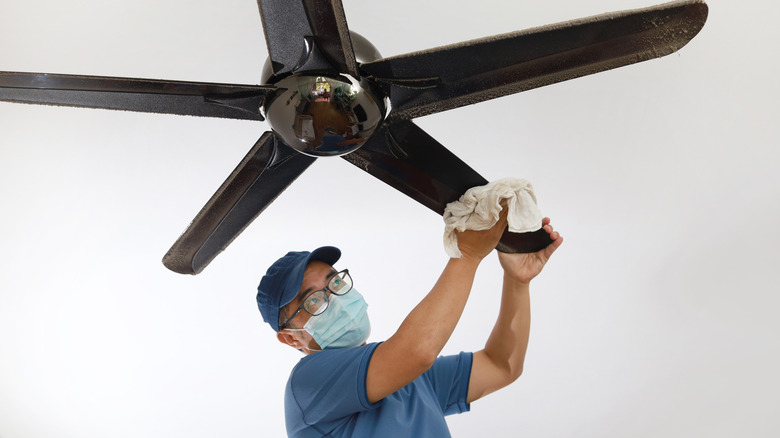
[279,269,352,330]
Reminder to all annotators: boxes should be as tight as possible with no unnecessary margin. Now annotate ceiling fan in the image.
[0,0,708,274]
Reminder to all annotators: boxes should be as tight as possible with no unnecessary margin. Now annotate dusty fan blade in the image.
[257,0,358,77]
[0,72,272,120]
[360,0,708,122]
[341,121,553,254]
[163,133,316,274]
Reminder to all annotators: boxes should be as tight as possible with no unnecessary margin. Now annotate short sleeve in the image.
[422,351,473,416]
[285,343,382,429]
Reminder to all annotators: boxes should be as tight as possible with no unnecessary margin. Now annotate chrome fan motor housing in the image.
[261,31,387,157]
[264,74,386,157]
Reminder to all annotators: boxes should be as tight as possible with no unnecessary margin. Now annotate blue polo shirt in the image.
[284,342,473,437]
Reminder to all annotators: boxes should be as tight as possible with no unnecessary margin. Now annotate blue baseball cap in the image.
[256,246,341,332]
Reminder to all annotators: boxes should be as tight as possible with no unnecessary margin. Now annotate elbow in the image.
[410,345,438,372]
[487,351,524,385]
[381,331,440,376]
[406,337,440,373]
[508,365,524,383]
[506,354,525,383]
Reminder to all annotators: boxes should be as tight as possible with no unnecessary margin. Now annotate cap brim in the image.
[309,246,341,267]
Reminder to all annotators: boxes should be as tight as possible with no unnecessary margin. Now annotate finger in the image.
[543,234,563,259]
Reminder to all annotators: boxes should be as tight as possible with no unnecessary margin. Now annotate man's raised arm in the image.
[468,217,563,403]
[365,209,510,403]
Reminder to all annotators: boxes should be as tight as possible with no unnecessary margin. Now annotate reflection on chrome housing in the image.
[264,74,386,157]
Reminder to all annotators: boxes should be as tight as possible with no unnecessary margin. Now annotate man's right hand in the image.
[454,204,509,262]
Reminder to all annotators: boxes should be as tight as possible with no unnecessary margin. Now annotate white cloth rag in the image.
[443,178,542,258]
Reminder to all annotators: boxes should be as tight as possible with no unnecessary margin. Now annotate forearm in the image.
[392,256,481,362]
[483,274,531,379]
[468,219,560,403]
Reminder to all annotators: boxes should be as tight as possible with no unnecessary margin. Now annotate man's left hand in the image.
[497,217,563,285]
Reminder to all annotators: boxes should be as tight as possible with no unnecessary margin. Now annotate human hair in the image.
[278,304,291,330]
[278,303,307,353]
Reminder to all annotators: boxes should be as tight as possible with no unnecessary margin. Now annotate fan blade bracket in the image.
[291,36,341,75]
[361,75,440,90]
[258,0,358,78]
[267,137,302,169]
[383,125,409,160]
[203,93,267,121]
[301,0,359,77]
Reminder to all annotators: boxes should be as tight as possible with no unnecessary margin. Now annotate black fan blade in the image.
[163,133,316,274]
[257,0,358,77]
[341,121,553,253]
[360,0,708,122]
[0,71,272,121]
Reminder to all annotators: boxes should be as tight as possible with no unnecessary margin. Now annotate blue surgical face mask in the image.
[297,289,370,350]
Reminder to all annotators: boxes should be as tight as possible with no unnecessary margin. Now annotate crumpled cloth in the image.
[443,178,542,258]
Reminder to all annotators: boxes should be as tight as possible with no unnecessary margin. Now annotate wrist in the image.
[450,254,483,270]
[503,272,531,289]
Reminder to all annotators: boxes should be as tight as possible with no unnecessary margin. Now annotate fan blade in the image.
[360,0,708,122]
[163,133,316,274]
[257,0,358,77]
[341,121,553,253]
[0,71,271,121]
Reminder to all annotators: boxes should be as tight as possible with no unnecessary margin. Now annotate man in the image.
[256,210,562,437]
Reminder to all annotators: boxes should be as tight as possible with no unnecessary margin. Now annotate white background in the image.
[1,0,778,437]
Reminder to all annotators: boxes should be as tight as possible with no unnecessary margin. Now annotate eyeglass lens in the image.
[302,270,352,317]
[303,291,328,316]
[329,270,352,295]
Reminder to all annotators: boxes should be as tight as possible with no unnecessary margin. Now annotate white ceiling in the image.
[1,0,778,437]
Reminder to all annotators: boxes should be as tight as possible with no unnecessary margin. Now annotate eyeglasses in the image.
[279,269,353,330]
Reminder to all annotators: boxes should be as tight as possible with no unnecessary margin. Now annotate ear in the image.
[277,329,304,349]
